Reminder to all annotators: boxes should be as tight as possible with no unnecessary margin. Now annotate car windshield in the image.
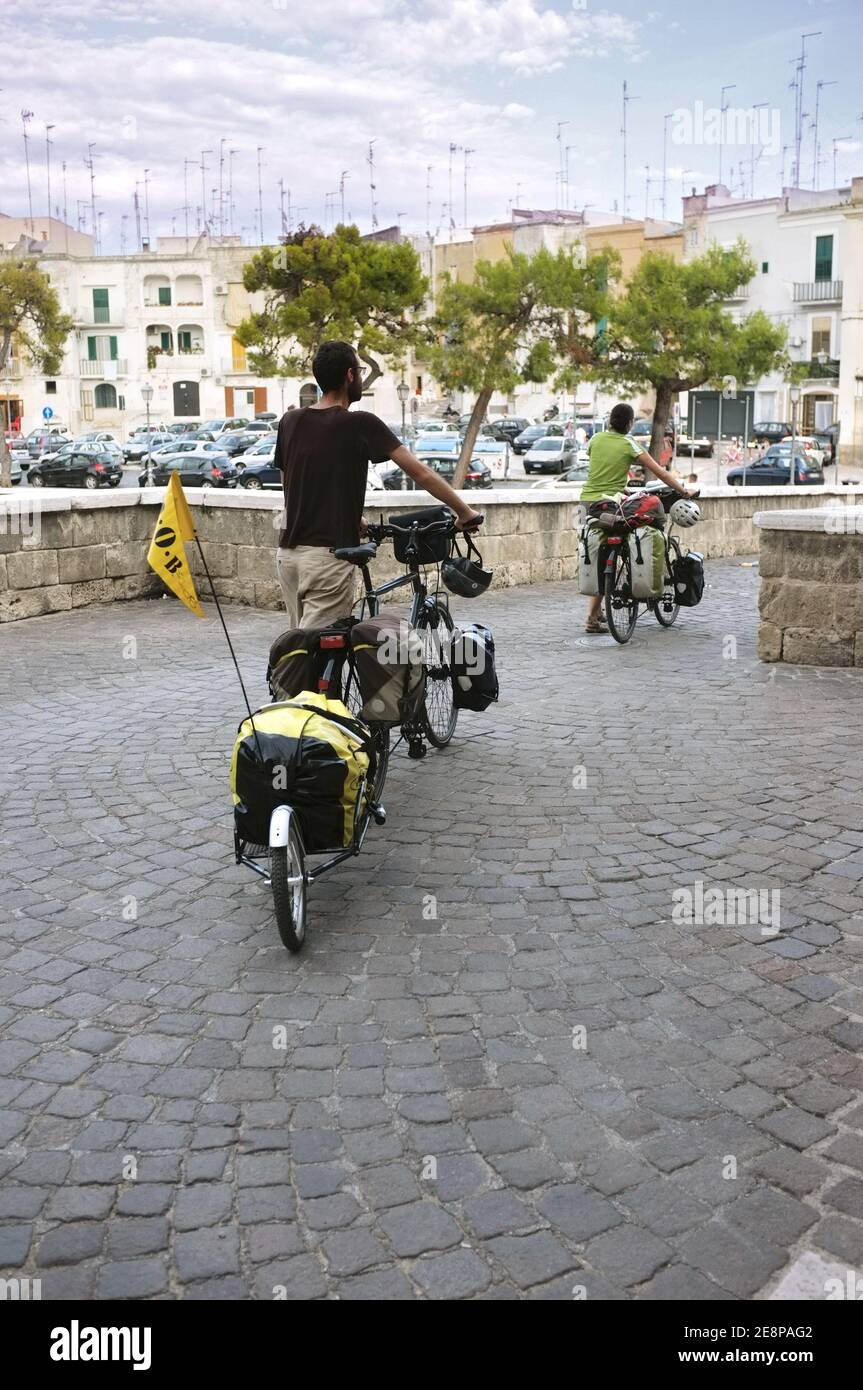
[534,439,562,450]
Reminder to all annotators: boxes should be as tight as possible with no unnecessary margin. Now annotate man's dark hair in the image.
[609,403,635,434]
[312,340,359,392]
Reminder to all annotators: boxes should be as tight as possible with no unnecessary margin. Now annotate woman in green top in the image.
[582,403,695,633]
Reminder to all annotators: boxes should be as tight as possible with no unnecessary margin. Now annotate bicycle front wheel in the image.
[652,536,682,628]
[416,600,458,747]
[271,819,307,954]
[604,546,638,645]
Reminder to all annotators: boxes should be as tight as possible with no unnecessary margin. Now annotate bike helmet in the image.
[669,497,701,528]
[620,493,666,530]
[440,532,493,598]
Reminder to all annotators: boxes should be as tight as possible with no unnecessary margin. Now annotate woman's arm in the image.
[639,451,696,496]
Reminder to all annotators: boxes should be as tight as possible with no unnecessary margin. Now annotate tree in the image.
[236,223,428,391]
[595,241,789,460]
[427,245,614,487]
[0,259,73,487]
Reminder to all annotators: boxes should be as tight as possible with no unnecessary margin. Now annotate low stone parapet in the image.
[754,506,863,666]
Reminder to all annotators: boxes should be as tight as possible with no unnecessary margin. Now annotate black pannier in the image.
[451,623,499,711]
[267,619,355,700]
[672,551,705,607]
[388,506,452,564]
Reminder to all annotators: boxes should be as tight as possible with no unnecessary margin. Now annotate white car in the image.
[523,437,576,475]
[366,465,384,491]
[780,435,825,466]
[530,462,590,489]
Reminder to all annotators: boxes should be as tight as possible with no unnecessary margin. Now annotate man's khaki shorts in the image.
[276,545,357,628]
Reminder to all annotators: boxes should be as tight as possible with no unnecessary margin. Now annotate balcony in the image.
[725,283,750,301]
[793,280,843,303]
[799,357,840,381]
[221,357,251,374]
[1,357,22,378]
[80,359,128,377]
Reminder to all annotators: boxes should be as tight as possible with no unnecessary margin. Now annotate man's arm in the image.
[638,450,696,496]
[389,445,483,530]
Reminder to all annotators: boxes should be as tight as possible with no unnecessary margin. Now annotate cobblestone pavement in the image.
[2,560,863,1301]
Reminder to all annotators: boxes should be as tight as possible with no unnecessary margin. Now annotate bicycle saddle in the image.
[333,542,378,565]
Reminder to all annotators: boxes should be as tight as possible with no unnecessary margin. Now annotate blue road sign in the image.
[42,406,54,420]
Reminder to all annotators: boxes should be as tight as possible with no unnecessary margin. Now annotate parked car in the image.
[631,417,676,464]
[415,433,461,455]
[237,458,281,490]
[529,463,590,488]
[241,437,278,459]
[523,437,575,474]
[811,426,838,466]
[166,421,202,436]
[28,448,122,488]
[124,431,175,461]
[254,412,278,423]
[72,433,124,465]
[39,439,107,466]
[780,435,825,466]
[141,453,238,487]
[727,446,823,486]
[380,454,492,490]
[488,416,531,443]
[198,417,250,436]
[25,426,71,457]
[513,423,563,454]
[243,420,275,434]
[750,420,793,445]
[5,454,23,485]
[677,430,713,459]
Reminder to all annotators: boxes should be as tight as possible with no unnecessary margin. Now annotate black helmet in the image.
[440,532,493,598]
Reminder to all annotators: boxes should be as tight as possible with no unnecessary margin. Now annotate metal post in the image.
[716,391,723,487]
[145,397,153,486]
[789,395,798,489]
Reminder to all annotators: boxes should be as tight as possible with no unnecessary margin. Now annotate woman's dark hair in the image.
[312,340,359,392]
[609,403,635,434]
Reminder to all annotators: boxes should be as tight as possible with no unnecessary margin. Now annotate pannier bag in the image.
[620,492,666,531]
[452,623,499,711]
[230,692,371,854]
[388,506,452,564]
[350,612,424,724]
[628,526,665,600]
[672,550,705,607]
[578,520,605,596]
[267,620,354,701]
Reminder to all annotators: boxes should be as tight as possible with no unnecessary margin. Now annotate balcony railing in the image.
[793,280,843,303]
[725,283,750,300]
[1,357,22,378]
[800,357,840,380]
[80,358,128,377]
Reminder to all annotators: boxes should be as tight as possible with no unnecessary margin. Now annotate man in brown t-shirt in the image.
[275,340,482,627]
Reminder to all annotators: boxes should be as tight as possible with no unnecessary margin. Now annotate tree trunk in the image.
[650,381,675,464]
[356,347,382,393]
[0,332,10,489]
[453,386,492,489]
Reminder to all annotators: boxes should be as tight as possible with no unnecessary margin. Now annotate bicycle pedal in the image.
[371,803,387,825]
[407,739,427,760]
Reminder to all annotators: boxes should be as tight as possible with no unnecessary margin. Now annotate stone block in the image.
[112,574,162,602]
[105,541,150,578]
[0,583,72,622]
[195,507,256,546]
[757,622,782,662]
[188,543,238,580]
[253,582,283,610]
[756,535,785,578]
[58,546,107,584]
[6,549,59,589]
[237,545,279,584]
[71,578,116,609]
[782,627,855,667]
[759,578,832,630]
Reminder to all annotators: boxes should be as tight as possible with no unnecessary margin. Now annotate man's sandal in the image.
[585,617,608,634]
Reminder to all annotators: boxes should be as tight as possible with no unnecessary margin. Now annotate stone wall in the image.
[2,485,862,624]
[755,508,863,666]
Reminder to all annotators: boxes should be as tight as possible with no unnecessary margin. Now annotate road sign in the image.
[42,406,54,420]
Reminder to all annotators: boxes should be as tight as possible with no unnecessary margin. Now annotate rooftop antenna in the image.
[565,145,576,210]
[718,84,736,185]
[183,159,194,251]
[278,177,287,236]
[229,148,240,236]
[61,160,68,252]
[256,146,265,243]
[812,80,836,189]
[748,102,770,199]
[218,138,226,237]
[143,168,151,244]
[120,212,129,255]
[339,169,349,224]
[556,121,569,206]
[21,110,34,235]
[793,31,821,186]
[45,124,55,229]
[621,82,639,220]
[133,184,142,252]
[367,140,378,229]
[463,146,475,227]
[85,143,98,252]
[644,164,652,219]
[781,143,791,189]
[425,164,433,238]
[661,113,673,219]
[448,142,461,230]
[200,148,213,232]
[833,135,851,188]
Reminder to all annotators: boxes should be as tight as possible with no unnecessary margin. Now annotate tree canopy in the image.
[0,258,73,486]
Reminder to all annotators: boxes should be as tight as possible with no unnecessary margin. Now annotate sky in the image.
[1,0,862,253]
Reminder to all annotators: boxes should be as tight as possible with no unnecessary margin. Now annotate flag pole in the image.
[193,535,263,757]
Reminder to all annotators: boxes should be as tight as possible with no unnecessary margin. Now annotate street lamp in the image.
[789,384,800,490]
[141,383,154,486]
[396,381,410,489]
[278,377,287,417]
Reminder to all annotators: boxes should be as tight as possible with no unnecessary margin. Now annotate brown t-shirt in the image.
[276,406,400,549]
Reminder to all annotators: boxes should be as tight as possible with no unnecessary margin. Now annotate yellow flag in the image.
[147,471,205,618]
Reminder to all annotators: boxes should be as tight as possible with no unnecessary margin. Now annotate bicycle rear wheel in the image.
[340,658,389,803]
[652,535,682,628]
[416,600,458,747]
[604,546,638,644]
[271,819,307,954]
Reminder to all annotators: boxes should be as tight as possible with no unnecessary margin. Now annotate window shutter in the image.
[109,336,118,361]
[87,336,97,361]
[159,286,172,306]
[814,235,833,283]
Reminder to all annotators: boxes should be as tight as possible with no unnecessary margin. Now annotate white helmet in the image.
[669,497,700,528]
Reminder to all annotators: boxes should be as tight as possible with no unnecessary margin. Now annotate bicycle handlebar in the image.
[365,512,484,546]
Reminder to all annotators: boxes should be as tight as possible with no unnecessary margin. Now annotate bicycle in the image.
[592,483,697,645]
[235,508,479,953]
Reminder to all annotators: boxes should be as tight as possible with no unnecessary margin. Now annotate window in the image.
[158,286,172,306]
[178,330,192,353]
[46,381,57,394]
[87,335,117,362]
[299,383,318,408]
[686,227,698,250]
[414,375,423,394]
[811,317,831,357]
[231,336,247,370]
[814,234,833,282]
[92,287,110,323]
[94,384,117,409]
[161,331,171,351]
[762,261,769,273]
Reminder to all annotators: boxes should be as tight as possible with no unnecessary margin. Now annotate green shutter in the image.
[161,332,171,351]
[158,286,171,305]
[87,336,97,361]
[109,336,118,361]
[814,235,833,282]
[179,331,191,352]
[92,287,109,323]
